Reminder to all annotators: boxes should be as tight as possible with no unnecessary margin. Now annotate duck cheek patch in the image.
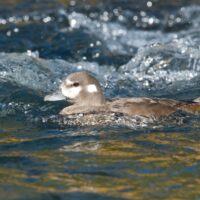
[86,84,98,93]
[61,86,82,99]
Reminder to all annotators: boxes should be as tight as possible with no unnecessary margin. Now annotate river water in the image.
[0,0,200,199]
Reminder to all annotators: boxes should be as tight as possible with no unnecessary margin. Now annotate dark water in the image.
[0,0,200,199]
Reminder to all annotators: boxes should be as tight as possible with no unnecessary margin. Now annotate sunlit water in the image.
[0,0,200,199]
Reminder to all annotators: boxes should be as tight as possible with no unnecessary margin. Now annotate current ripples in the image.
[0,1,200,199]
[1,119,200,199]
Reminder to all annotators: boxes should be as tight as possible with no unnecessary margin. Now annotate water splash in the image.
[0,5,200,127]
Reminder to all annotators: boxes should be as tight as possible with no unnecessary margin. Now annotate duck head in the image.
[44,71,106,106]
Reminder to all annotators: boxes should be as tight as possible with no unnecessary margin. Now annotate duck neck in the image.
[76,93,106,107]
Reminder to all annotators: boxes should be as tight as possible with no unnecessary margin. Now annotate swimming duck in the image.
[44,71,200,118]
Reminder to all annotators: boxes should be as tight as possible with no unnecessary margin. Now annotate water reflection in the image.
[0,121,200,199]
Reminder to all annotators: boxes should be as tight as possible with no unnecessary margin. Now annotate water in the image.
[0,0,200,199]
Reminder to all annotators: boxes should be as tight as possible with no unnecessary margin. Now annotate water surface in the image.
[0,0,200,199]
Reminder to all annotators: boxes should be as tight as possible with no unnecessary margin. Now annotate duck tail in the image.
[180,97,200,115]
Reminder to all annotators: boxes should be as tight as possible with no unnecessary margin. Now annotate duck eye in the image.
[73,82,79,87]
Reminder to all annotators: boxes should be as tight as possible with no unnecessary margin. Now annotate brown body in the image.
[44,72,200,118]
[60,97,200,118]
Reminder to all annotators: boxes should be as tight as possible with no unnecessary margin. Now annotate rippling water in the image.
[0,0,200,199]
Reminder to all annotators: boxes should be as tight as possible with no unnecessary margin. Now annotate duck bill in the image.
[44,90,66,101]
[194,97,200,103]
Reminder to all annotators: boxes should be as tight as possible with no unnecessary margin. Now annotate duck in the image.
[44,71,200,118]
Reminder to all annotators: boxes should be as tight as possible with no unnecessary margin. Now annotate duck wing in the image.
[109,97,180,118]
